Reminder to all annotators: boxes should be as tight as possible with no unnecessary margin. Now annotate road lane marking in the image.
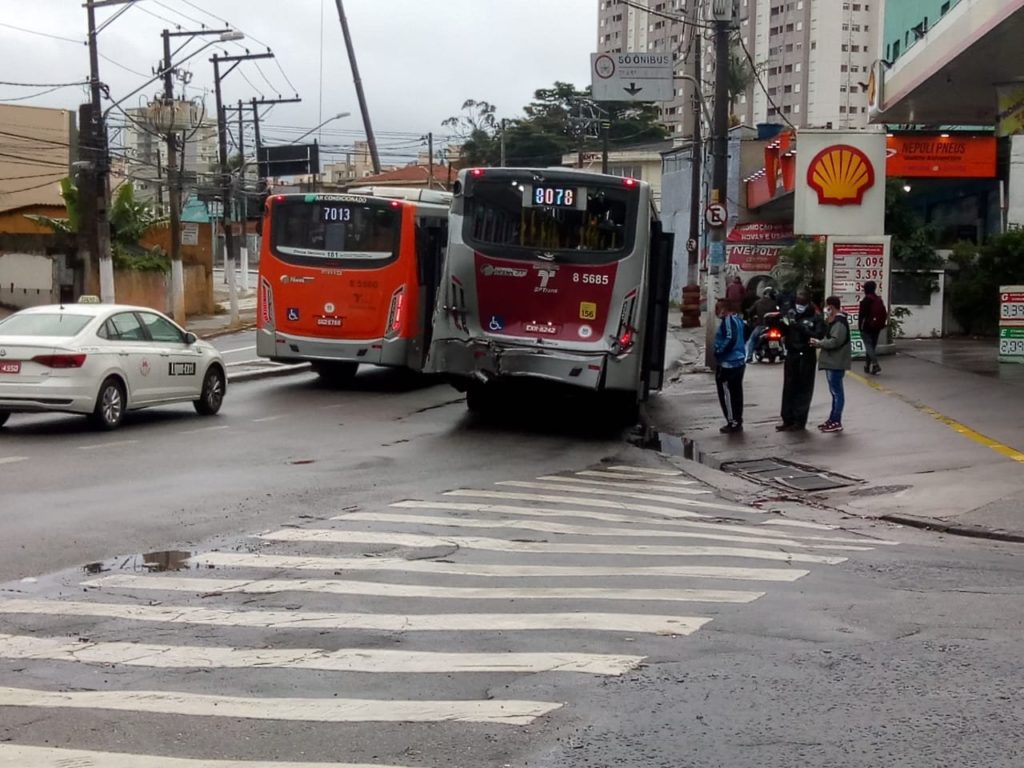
[221,345,257,355]
[0,744,413,768]
[0,457,28,466]
[76,440,138,451]
[497,480,714,501]
[252,415,285,423]
[0,633,643,675]
[258,529,847,564]
[335,512,873,551]
[575,469,697,484]
[0,686,560,725]
[390,501,889,545]
[0,599,708,635]
[82,574,765,604]
[537,475,706,494]
[608,465,683,476]
[318,403,347,410]
[851,371,1024,464]
[447,489,754,515]
[178,425,231,435]
[192,552,810,582]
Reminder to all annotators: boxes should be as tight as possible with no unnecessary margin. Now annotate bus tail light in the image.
[259,277,274,327]
[613,288,639,354]
[385,286,406,339]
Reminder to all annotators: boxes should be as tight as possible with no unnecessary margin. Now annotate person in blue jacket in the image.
[713,298,746,434]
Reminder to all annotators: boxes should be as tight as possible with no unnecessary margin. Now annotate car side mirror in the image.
[184,332,198,345]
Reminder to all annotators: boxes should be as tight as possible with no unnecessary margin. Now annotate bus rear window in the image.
[464,178,636,261]
[271,200,400,267]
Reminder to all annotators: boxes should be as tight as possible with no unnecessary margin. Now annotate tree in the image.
[777,238,826,301]
[443,100,501,166]
[948,231,1024,335]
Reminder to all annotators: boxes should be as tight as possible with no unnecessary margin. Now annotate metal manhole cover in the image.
[722,458,861,492]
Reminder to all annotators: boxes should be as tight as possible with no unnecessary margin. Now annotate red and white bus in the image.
[427,167,672,417]
[257,187,450,381]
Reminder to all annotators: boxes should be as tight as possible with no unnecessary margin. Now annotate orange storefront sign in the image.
[886,135,996,178]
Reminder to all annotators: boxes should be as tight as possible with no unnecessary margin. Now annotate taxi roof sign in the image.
[77,295,101,304]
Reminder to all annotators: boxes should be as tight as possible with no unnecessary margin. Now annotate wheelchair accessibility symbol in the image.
[488,315,505,332]
[287,307,300,321]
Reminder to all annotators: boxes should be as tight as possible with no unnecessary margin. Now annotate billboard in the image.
[886,135,997,178]
[794,130,887,237]
[257,143,320,178]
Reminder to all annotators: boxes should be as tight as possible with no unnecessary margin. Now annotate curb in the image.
[879,514,1024,544]
[197,321,257,340]
[227,362,311,383]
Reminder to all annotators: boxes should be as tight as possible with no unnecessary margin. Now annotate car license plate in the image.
[0,361,21,374]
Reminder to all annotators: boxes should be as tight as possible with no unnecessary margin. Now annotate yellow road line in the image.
[850,372,1024,464]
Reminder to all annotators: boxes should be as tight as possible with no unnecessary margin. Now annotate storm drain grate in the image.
[721,458,862,492]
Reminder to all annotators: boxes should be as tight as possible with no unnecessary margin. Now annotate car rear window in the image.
[0,313,92,337]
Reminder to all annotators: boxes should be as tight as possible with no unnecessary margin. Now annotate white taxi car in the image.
[0,302,226,430]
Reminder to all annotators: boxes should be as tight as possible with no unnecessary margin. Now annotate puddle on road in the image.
[633,427,719,468]
[82,550,195,576]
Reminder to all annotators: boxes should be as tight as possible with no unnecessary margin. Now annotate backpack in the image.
[865,295,888,332]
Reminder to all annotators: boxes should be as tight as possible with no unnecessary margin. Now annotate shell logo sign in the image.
[806,144,876,206]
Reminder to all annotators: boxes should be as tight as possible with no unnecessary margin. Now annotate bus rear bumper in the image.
[256,328,414,368]
[430,339,611,390]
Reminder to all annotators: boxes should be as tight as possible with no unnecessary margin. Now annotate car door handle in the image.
[159,352,171,357]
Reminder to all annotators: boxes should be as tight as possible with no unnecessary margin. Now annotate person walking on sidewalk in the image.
[810,296,851,433]
[777,288,824,431]
[713,298,746,434]
[726,275,746,308]
[858,280,887,375]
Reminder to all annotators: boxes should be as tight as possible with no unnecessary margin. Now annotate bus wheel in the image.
[608,392,640,426]
[313,361,359,385]
[465,384,495,415]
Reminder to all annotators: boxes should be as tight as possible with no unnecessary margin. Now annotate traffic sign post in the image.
[705,203,728,229]
[591,52,674,102]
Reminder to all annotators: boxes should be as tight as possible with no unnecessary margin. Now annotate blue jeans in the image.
[825,369,846,424]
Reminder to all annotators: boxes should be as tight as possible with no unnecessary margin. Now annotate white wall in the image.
[0,252,56,309]
[894,270,945,339]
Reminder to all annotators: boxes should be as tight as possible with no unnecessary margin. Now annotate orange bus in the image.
[256,187,450,381]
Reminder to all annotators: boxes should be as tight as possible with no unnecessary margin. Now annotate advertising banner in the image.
[826,236,892,358]
[886,135,997,178]
[999,285,1024,363]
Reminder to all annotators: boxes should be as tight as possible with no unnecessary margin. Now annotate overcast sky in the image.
[1,0,598,164]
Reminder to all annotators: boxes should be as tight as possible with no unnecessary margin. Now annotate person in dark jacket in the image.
[777,288,824,431]
[810,295,851,433]
[713,298,746,434]
[858,280,887,375]
[745,287,779,362]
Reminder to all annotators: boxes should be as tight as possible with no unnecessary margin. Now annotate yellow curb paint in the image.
[850,372,1024,464]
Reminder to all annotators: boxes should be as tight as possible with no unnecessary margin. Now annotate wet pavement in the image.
[897,337,1024,381]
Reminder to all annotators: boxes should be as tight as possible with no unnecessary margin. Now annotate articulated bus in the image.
[257,187,450,381]
[427,167,673,417]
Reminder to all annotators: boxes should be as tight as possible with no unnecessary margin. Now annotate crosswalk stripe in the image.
[0,744,412,768]
[192,552,810,582]
[537,476,708,494]
[0,686,561,725]
[83,574,766,604]
[446,489,754,515]
[258,528,847,564]
[575,469,697,484]
[607,465,683,476]
[0,633,644,675]
[0,599,709,635]
[496,481,725,505]
[335,511,873,551]
[390,501,882,546]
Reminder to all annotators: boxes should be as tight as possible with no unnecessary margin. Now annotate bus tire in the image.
[313,361,359,385]
[465,384,495,415]
[608,391,640,426]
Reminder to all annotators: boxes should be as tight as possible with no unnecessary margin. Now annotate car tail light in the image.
[470,168,485,177]
[622,177,638,188]
[385,286,406,339]
[613,288,639,354]
[33,353,87,368]
[259,277,274,327]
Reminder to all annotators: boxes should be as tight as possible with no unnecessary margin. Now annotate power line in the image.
[0,79,89,88]
[737,33,795,129]
[0,177,66,195]
[0,21,83,45]
[0,85,77,102]
[150,0,208,29]
[99,52,149,78]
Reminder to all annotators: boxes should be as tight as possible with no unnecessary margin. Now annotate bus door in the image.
[415,217,447,362]
[640,219,673,398]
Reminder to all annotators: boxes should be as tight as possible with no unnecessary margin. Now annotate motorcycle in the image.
[753,311,786,364]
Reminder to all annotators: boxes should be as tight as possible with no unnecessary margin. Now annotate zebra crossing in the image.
[0,463,897,767]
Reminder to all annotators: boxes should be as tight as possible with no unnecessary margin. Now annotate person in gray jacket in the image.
[810,295,851,433]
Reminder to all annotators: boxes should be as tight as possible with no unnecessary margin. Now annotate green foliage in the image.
[888,305,912,339]
[948,231,1024,335]
[777,238,826,301]
[24,177,79,234]
[113,245,170,273]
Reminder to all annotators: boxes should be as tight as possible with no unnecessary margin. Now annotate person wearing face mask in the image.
[712,298,746,434]
[777,288,825,431]
[810,296,851,432]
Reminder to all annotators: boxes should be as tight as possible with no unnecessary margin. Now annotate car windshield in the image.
[0,312,92,337]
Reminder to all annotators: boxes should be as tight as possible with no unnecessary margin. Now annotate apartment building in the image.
[598,0,880,134]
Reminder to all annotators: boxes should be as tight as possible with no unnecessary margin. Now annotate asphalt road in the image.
[1,360,1023,767]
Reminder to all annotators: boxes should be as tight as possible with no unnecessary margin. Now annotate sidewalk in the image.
[649,325,1024,540]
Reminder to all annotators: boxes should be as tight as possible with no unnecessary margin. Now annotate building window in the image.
[941,1,950,13]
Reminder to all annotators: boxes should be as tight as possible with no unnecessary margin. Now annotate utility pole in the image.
[211,50,274,326]
[687,6,703,287]
[427,132,434,189]
[601,120,610,174]
[706,0,734,366]
[237,99,250,294]
[161,28,182,322]
[499,119,507,168]
[86,0,116,303]
[334,0,381,174]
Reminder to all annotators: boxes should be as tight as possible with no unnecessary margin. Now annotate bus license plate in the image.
[0,362,21,374]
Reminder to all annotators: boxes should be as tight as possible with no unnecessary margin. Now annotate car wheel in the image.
[313,361,358,386]
[90,377,126,430]
[0,411,9,429]
[194,366,225,416]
